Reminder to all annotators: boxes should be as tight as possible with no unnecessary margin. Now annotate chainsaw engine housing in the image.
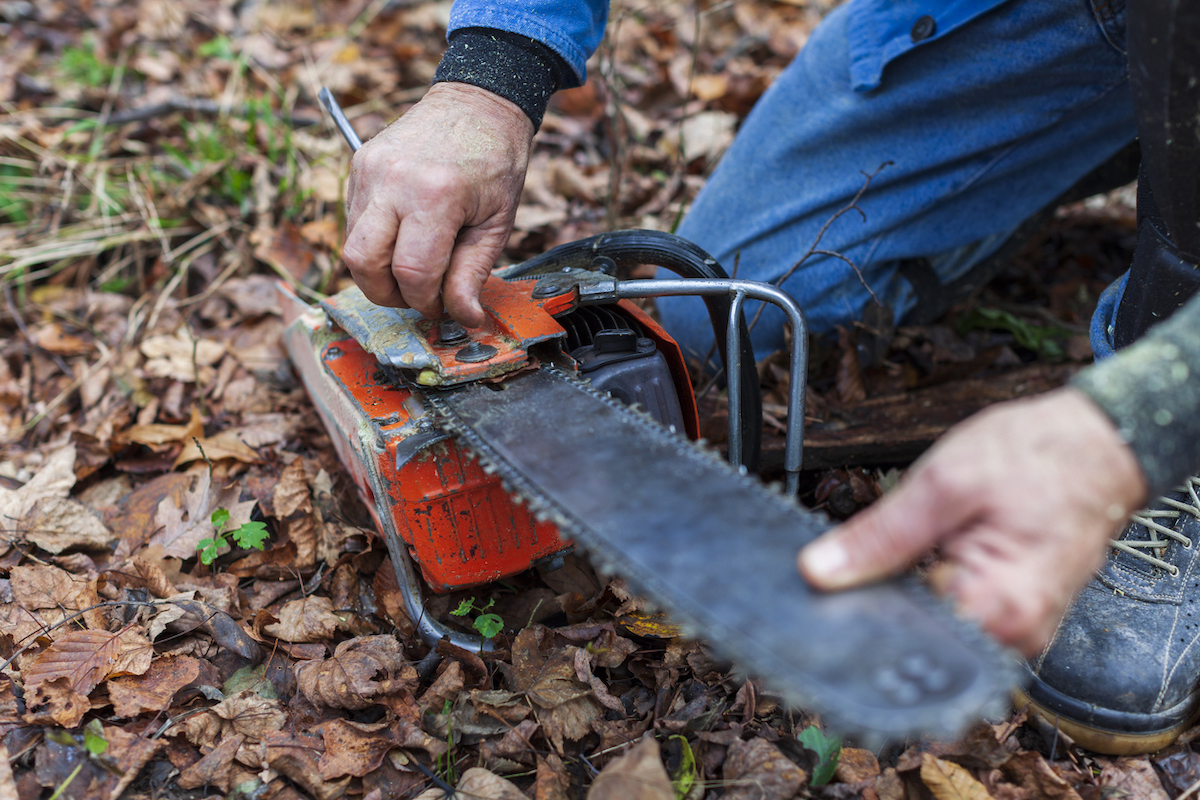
[281,279,697,593]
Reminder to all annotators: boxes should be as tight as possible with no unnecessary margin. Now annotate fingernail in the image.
[800,538,848,582]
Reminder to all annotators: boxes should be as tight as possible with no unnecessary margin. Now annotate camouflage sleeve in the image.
[1072,291,1200,496]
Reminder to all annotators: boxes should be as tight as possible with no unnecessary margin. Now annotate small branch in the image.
[746,161,892,336]
[103,96,320,128]
[411,758,457,798]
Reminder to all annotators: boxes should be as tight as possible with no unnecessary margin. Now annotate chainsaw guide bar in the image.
[417,364,1019,743]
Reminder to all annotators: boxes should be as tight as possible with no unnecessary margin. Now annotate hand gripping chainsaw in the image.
[279,93,1021,743]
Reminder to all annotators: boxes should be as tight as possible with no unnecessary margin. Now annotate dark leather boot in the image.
[1017,479,1200,754]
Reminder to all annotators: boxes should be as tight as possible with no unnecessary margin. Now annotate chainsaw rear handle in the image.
[504,230,763,471]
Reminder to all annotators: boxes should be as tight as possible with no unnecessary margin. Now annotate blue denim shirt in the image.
[447,0,1016,89]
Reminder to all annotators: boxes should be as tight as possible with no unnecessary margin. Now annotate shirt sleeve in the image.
[1073,291,1200,496]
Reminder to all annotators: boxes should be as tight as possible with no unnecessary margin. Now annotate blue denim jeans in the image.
[657,0,1136,363]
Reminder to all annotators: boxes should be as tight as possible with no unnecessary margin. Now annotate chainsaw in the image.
[275,91,1021,743]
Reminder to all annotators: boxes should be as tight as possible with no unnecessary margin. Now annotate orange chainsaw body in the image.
[281,276,698,593]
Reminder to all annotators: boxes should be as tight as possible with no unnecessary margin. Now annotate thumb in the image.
[797,475,963,590]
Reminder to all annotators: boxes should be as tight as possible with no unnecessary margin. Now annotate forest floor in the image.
[0,0,1190,798]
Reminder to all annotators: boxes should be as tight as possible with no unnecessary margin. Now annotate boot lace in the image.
[1110,476,1200,576]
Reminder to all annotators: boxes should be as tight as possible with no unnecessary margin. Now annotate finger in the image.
[952,572,1058,658]
[343,202,406,307]
[946,540,1068,657]
[391,211,461,320]
[797,464,976,591]
[442,225,510,328]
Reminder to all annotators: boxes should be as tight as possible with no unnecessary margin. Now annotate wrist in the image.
[420,82,535,142]
[1056,386,1148,518]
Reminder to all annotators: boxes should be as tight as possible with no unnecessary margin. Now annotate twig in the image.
[410,758,456,798]
[88,49,128,160]
[103,96,320,128]
[745,161,893,337]
[21,343,114,434]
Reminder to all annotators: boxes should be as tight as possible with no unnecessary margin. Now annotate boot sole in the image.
[1013,685,1200,755]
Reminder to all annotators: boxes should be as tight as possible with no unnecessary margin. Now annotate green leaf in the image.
[224,664,276,700]
[46,729,75,747]
[957,306,1071,360]
[61,44,114,87]
[211,508,230,529]
[196,537,222,565]
[669,735,697,800]
[83,719,108,756]
[798,725,841,787]
[473,613,504,639]
[198,35,235,59]
[450,598,475,617]
[231,520,269,551]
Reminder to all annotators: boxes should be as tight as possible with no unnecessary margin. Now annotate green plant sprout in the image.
[668,734,697,799]
[197,508,270,565]
[46,720,108,800]
[798,725,842,787]
[450,597,504,639]
[436,698,458,784]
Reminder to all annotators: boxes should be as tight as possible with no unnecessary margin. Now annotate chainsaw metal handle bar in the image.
[319,87,363,151]
[504,230,764,471]
[617,278,808,497]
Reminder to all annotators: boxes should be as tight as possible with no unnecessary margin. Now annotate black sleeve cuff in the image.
[434,28,576,131]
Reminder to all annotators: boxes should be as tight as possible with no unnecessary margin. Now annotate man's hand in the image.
[343,82,535,327]
[798,388,1147,656]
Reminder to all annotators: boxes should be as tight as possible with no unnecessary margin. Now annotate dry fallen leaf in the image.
[120,407,204,447]
[295,635,417,710]
[265,730,350,800]
[22,676,90,728]
[210,690,287,742]
[23,628,154,696]
[140,328,225,383]
[511,626,603,751]
[1001,752,1083,800]
[177,732,244,791]
[537,753,571,800]
[0,744,17,800]
[318,717,446,780]
[722,738,807,800]
[835,746,881,784]
[8,563,104,635]
[587,738,673,800]
[262,595,343,642]
[24,497,114,553]
[0,445,76,532]
[1100,756,1170,800]
[921,753,993,800]
[416,768,525,800]
[173,429,263,467]
[108,654,202,718]
[34,323,94,357]
[102,724,167,800]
